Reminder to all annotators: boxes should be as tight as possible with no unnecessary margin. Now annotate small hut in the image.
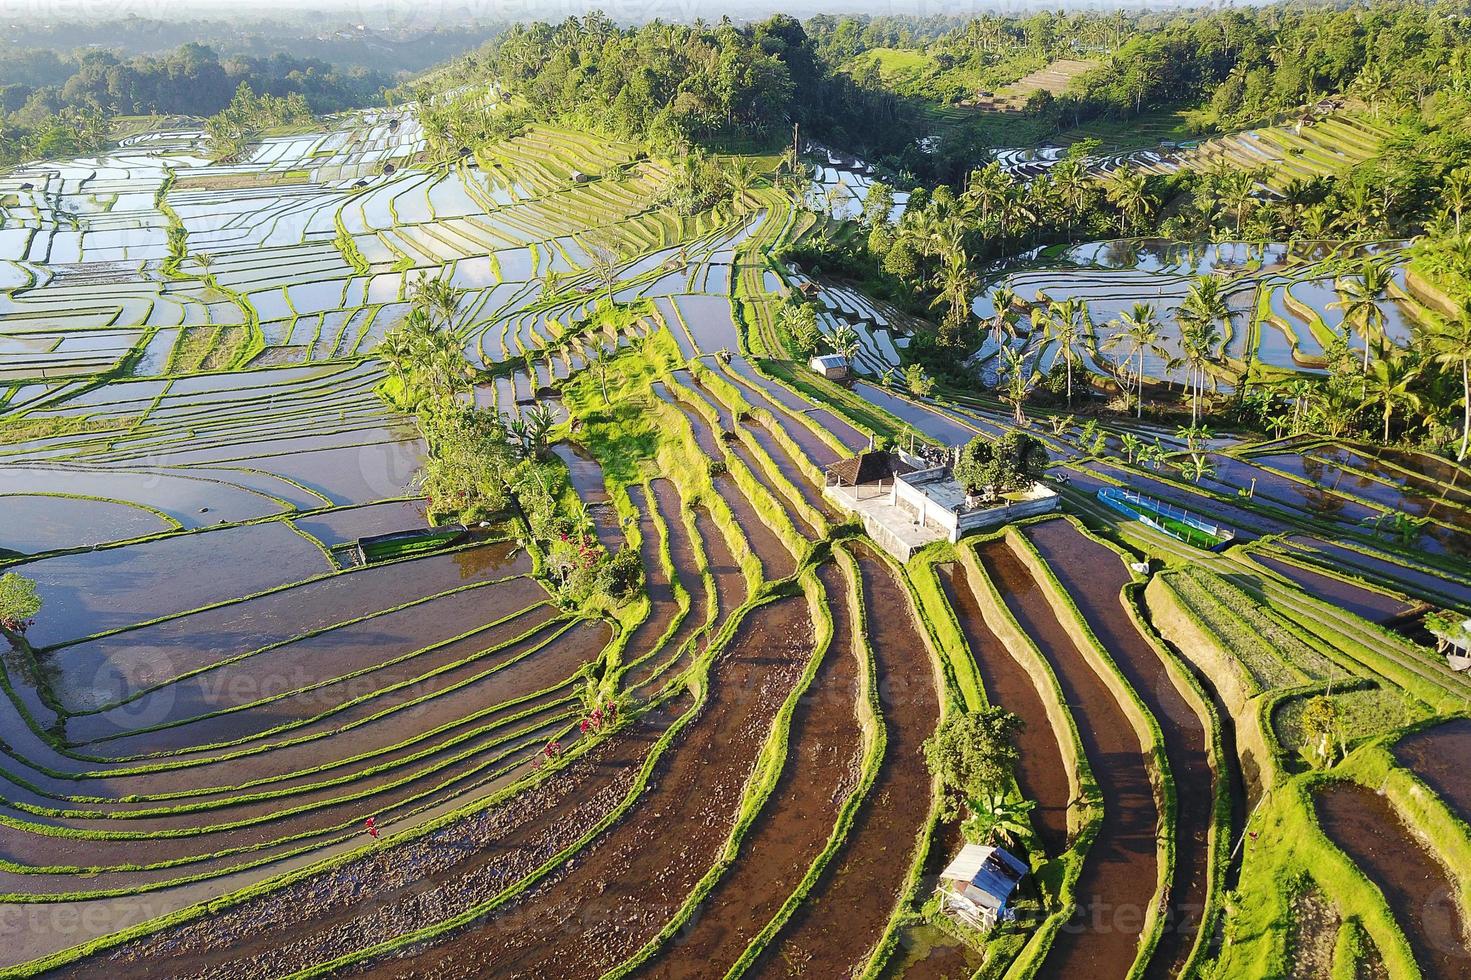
[808,353,849,380]
[937,844,1029,931]
[824,449,914,498]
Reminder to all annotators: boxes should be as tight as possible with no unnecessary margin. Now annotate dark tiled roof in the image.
[826,450,914,486]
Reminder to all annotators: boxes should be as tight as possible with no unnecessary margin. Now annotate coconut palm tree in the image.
[1359,349,1422,443]
[725,158,758,211]
[1045,298,1087,406]
[1218,169,1259,237]
[1173,278,1230,425]
[998,345,1034,424]
[1442,166,1471,234]
[1330,260,1392,375]
[1103,168,1151,235]
[989,287,1019,352]
[378,327,417,395]
[1107,302,1166,418]
[420,329,470,401]
[1430,298,1471,460]
[931,249,977,339]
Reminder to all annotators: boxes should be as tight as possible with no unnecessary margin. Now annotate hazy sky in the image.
[0,0,1195,26]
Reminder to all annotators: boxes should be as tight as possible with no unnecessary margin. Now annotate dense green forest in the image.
[0,41,397,167]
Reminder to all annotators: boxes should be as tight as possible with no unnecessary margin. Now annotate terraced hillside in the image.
[2,97,1470,980]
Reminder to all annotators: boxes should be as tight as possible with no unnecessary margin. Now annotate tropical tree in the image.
[1173,278,1230,425]
[725,157,758,211]
[829,323,861,374]
[592,345,612,406]
[523,404,556,459]
[1103,168,1152,235]
[1300,695,1345,765]
[1178,452,1218,484]
[922,707,1023,823]
[998,345,1034,424]
[1045,297,1087,406]
[1359,349,1422,443]
[989,287,1019,352]
[1106,302,1166,418]
[930,247,977,342]
[410,272,465,332]
[778,300,821,356]
[966,792,1036,848]
[1429,298,1471,459]
[0,572,42,638]
[1329,260,1391,375]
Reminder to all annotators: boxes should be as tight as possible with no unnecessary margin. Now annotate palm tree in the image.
[725,158,758,211]
[1051,158,1089,238]
[1045,298,1087,406]
[1103,168,1151,235]
[1330,260,1392,375]
[998,345,1034,424]
[1287,378,1316,433]
[1359,350,1422,443]
[421,329,470,401]
[1173,278,1230,425]
[931,249,977,339]
[1107,302,1166,418]
[1218,169,1259,237]
[378,327,417,394]
[1430,298,1471,459]
[989,286,1018,348]
[830,323,861,375]
[592,345,612,406]
[1442,166,1471,234]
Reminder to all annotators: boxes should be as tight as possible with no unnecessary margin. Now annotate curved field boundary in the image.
[610,562,859,977]
[979,529,1165,980]
[743,542,941,979]
[1025,517,1230,980]
[953,531,1101,979]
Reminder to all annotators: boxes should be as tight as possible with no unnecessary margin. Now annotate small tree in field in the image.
[1300,695,1345,766]
[0,573,42,638]
[923,706,1024,840]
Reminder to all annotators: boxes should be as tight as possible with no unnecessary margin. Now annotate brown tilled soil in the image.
[939,562,1070,855]
[354,595,816,978]
[55,700,681,980]
[1314,782,1471,980]
[1025,519,1215,979]
[752,544,940,979]
[976,537,1157,980]
[635,561,863,978]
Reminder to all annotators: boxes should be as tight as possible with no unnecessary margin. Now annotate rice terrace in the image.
[3,2,1471,977]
